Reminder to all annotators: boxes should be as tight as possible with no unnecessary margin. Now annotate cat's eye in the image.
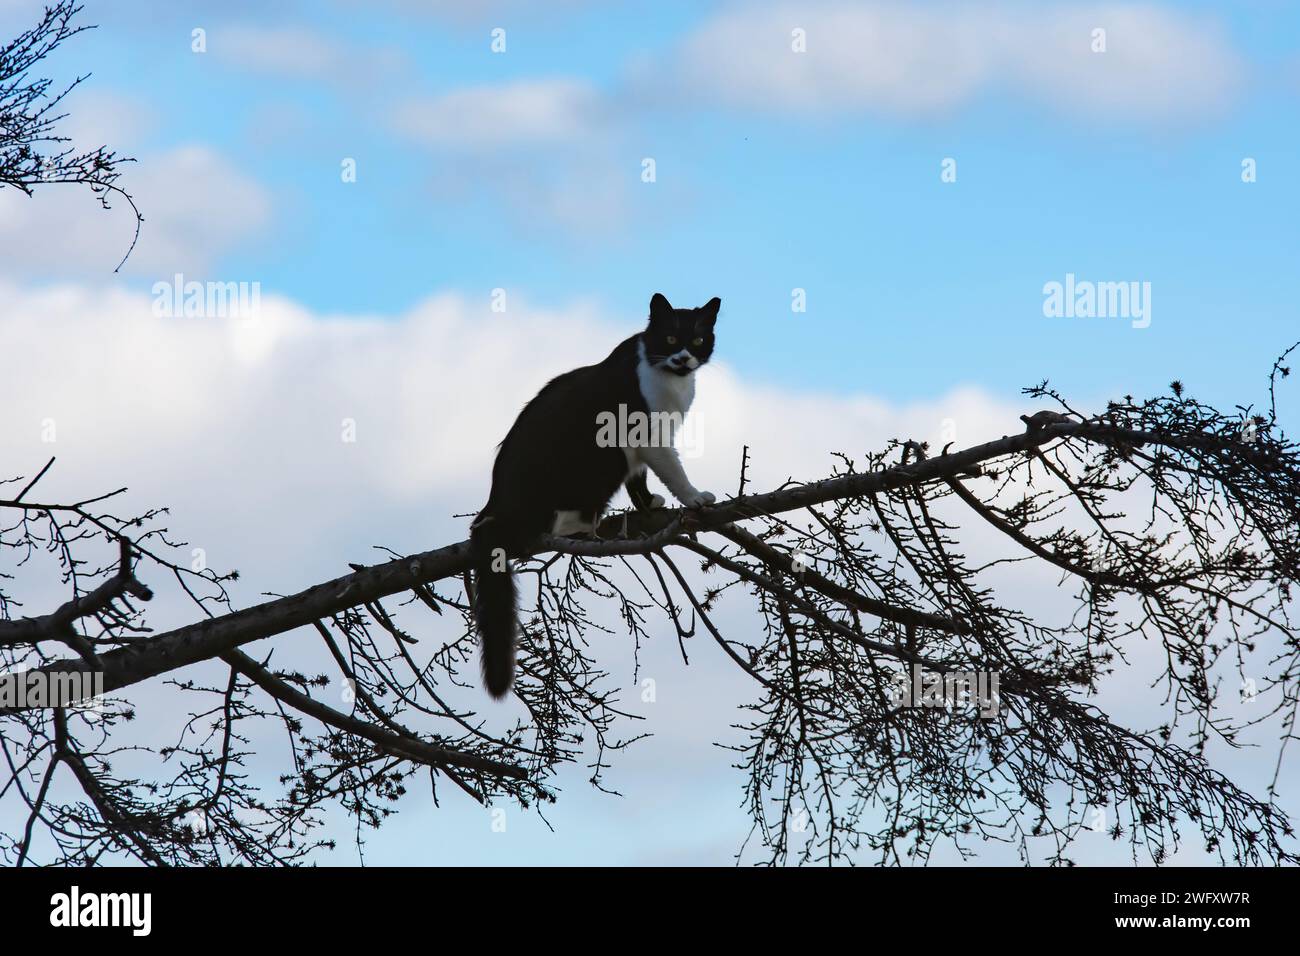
[666,336,677,345]
[692,337,704,346]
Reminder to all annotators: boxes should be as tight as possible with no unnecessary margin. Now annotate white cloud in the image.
[392,79,606,150]
[335,0,597,25]
[661,1,1244,122]
[0,283,1014,530]
[392,78,636,237]
[0,144,271,278]
[215,24,406,82]
[55,89,156,153]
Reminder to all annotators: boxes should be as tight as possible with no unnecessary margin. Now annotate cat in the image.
[470,293,721,697]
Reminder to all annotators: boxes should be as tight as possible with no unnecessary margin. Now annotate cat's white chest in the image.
[624,340,695,479]
[635,341,695,417]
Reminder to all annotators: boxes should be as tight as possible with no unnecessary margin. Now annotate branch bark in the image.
[0,536,151,671]
[222,649,527,780]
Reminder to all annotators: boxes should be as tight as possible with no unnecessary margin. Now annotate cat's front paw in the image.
[649,494,666,509]
[679,490,716,509]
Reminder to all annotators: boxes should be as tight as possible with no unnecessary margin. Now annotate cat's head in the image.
[643,293,720,377]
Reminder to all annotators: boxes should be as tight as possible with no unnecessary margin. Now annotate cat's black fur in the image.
[471,293,720,697]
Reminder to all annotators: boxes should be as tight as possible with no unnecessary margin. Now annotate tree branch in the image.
[221,649,527,781]
[14,417,1261,697]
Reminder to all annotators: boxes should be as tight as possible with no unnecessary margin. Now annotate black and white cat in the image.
[470,293,720,697]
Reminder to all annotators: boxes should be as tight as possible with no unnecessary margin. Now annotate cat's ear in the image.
[699,297,721,326]
[649,292,673,321]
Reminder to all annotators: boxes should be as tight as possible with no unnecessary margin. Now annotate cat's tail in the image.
[470,510,518,699]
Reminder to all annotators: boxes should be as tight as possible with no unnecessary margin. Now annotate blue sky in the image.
[8,0,1298,410]
[3,0,1299,865]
